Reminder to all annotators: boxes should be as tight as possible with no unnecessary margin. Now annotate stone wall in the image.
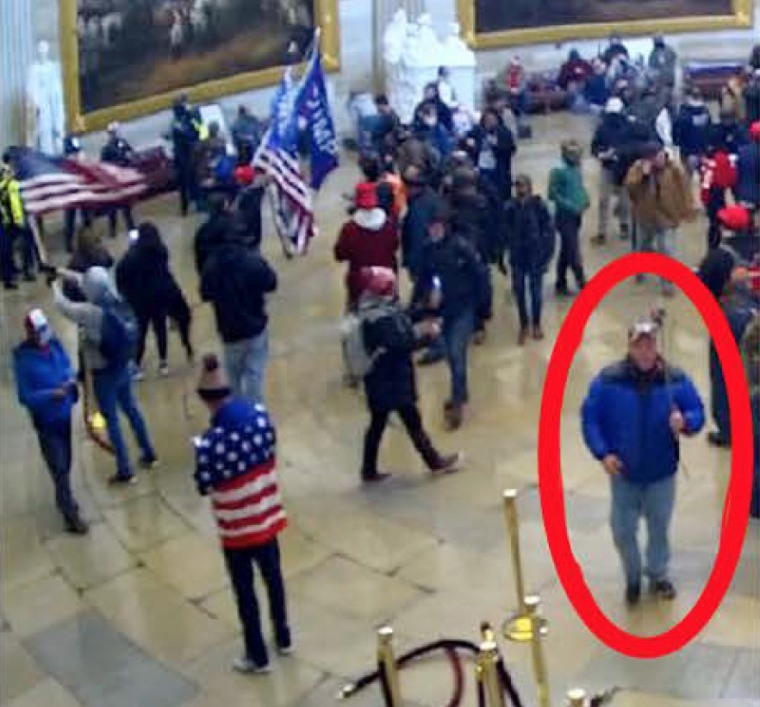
[3,0,759,152]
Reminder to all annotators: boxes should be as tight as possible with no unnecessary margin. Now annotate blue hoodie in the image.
[13,338,77,428]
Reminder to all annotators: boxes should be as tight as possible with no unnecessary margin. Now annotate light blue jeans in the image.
[610,474,677,587]
[223,330,269,405]
[636,225,677,293]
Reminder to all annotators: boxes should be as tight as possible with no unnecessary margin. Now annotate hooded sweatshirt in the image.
[674,98,712,156]
[334,208,399,307]
[53,267,119,372]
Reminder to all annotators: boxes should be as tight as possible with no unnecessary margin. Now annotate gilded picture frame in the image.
[60,0,340,133]
[457,0,754,50]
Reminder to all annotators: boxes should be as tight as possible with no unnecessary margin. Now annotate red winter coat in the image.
[700,151,737,205]
[334,209,399,308]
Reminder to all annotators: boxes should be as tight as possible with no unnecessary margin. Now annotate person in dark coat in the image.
[100,122,137,239]
[414,83,454,134]
[232,165,267,252]
[449,168,496,343]
[743,69,760,125]
[357,267,461,483]
[412,103,453,162]
[591,98,634,243]
[706,268,758,448]
[711,108,749,156]
[501,175,555,345]
[674,87,712,177]
[116,222,192,378]
[465,108,516,201]
[414,200,491,430]
[401,165,438,280]
[735,122,760,210]
[194,192,234,277]
[170,96,202,216]
[200,229,278,405]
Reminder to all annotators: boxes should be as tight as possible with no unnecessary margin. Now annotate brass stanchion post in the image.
[503,489,526,611]
[525,595,551,707]
[567,688,587,706]
[476,640,506,707]
[376,626,402,707]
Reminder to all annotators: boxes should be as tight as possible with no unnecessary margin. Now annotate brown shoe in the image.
[431,452,463,476]
[518,328,529,346]
[532,325,544,341]
[444,403,463,431]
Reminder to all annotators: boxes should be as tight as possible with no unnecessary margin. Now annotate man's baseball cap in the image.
[628,316,660,342]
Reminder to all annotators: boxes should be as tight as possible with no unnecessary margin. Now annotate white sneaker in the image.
[232,657,271,675]
[158,362,170,377]
[277,644,294,656]
[132,368,146,382]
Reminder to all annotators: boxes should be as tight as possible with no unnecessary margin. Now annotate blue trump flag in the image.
[296,32,339,190]
[268,67,300,154]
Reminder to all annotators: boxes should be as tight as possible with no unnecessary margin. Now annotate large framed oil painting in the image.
[458,0,754,49]
[61,0,340,131]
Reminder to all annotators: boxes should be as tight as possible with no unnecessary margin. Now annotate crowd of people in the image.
[4,35,760,678]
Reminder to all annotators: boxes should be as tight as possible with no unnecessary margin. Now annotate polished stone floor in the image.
[1,113,758,707]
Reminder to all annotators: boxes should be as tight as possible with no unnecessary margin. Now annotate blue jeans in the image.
[36,418,78,520]
[610,474,676,587]
[93,366,156,478]
[223,330,269,405]
[512,267,544,329]
[443,310,475,406]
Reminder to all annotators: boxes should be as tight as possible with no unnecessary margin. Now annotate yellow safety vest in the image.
[0,175,26,228]
[193,119,209,141]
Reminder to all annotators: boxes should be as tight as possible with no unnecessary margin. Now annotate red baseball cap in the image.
[718,205,752,232]
[234,165,256,186]
[355,182,378,210]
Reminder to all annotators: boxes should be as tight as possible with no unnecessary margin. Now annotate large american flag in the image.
[253,139,315,256]
[6,147,147,217]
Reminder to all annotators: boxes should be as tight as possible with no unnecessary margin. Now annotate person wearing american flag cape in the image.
[193,354,291,675]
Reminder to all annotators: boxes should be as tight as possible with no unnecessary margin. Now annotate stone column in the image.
[0,0,35,149]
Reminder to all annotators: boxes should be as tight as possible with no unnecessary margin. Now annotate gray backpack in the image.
[341,302,394,380]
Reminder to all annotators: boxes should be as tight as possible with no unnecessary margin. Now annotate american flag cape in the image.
[253,70,316,256]
[5,147,147,217]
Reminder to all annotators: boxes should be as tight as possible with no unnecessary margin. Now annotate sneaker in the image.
[158,362,170,377]
[431,452,463,476]
[555,284,571,297]
[64,515,89,535]
[139,456,159,471]
[651,579,677,600]
[532,325,545,341]
[108,473,137,486]
[132,368,146,382]
[625,583,641,606]
[277,643,294,656]
[361,471,392,484]
[232,657,272,675]
[707,431,730,448]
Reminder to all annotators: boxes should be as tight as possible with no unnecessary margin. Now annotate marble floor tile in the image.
[2,678,81,707]
[0,631,45,703]
[84,568,233,667]
[101,495,190,553]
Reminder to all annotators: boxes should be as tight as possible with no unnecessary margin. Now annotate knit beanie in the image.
[197,354,232,402]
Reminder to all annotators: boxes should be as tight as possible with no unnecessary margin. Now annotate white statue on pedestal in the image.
[382,8,407,66]
[441,22,476,68]
[26,41,66,155]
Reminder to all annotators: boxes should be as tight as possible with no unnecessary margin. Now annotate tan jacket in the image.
[625,159,693,230]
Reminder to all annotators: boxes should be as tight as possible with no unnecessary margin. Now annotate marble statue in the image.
[441,22,476,69]
[26,40,66,155]
[382,8,407,66]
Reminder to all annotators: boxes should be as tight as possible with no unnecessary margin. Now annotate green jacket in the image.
[548,162,589,216]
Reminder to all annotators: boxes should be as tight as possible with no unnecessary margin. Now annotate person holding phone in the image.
[581,316,704,606]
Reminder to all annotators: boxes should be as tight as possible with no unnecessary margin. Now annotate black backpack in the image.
[99,298,138,369]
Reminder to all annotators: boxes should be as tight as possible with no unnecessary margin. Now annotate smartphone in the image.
[128,229,139,244]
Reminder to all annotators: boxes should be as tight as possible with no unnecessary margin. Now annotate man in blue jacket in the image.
[13,309,88,534]
[582,316,705,605]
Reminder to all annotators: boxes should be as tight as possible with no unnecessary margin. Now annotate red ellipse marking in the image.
[538,253,754,659]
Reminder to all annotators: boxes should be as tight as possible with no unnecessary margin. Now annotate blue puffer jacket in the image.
[13,338,78,428]
[582,359,705,485]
